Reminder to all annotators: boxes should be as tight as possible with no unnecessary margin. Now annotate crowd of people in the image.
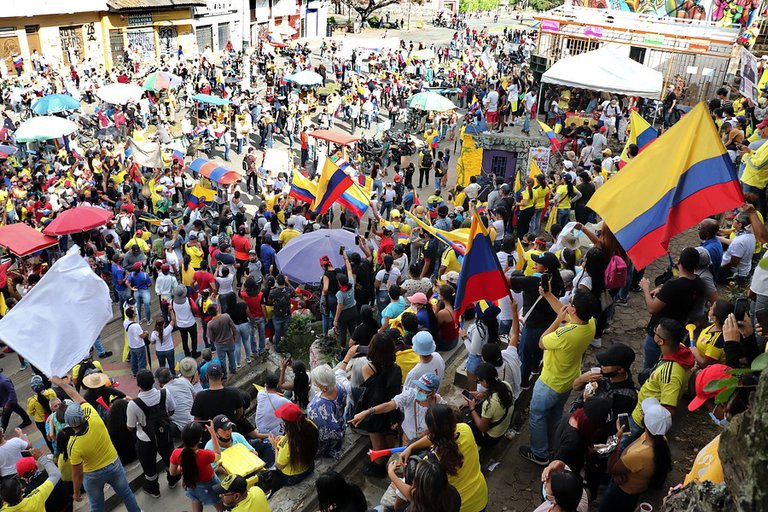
[0,8,761,512]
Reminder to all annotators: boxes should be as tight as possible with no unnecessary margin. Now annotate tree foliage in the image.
[528,0,564,11]
[339,0,402,24]
[459,0,500,12]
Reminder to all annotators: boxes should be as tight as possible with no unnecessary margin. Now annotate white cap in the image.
[641,398,672,436]
[563,161,574,169]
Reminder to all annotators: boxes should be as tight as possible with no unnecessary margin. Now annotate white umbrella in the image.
[273,24,296,36]
[411,48,436,61]
[407,91,456,111]
[15,116,78,142]
[285,70,324,87]
[96,83,144,105]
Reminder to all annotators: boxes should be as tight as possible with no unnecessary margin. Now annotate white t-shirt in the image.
[573,268,593,291]
[403,353,446,389]
[393,388,446,442]
[750,252,768,295]
[375,267,401,290]
[484,90,499,113]
[151,324,175,352]
[164,377,196,430]
[255,391,291,435]
[126,388,177,442]
[492,219,505,241]
[723,232,756,277]
[0,438,27,476]
[172,299,197,329]
[124,318,145,349]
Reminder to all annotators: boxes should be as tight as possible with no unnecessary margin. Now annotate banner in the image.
[740,47,759,103]
[128,137,163,168]
[457,133,483,187]
[528,147,551,175]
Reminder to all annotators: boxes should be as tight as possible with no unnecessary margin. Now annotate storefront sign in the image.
[541,20,560,33]
[128,14,153,27]
[584,26,603,38]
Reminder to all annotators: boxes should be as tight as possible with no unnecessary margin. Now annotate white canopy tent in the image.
[541,46,664,99]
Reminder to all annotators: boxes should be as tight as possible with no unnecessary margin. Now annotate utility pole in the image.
[407,0,412,31]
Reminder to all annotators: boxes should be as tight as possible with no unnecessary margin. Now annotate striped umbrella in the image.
[142,71,183,91]
[188,158,241,185]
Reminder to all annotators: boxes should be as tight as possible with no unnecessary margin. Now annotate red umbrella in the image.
[43,206,114,236]
[308,130,360,146]
[0,224,58,256]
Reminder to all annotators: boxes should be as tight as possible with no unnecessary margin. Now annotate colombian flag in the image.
[453,212,511,322]
[71,147,84,160]
[289,170,317,204]
[619,111,657,169]
[312,157,354,214]
[537,120,561,152]
[358,174,373,191]
[588,102,743,270]
[172,149,185,166]
[404,210,466,255]
[187,184,217,210]
[339,182,370,217]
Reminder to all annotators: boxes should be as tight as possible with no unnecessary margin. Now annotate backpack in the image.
[604,255,628,290]
[272,287,292,318]
[133,389,173,448]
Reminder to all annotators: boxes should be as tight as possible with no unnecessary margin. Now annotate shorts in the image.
[185,477,220,506]
[485,111,499,123]
[466,353,482,374]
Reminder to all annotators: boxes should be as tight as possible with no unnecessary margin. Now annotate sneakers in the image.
[19,362,29,370]
[615,298,628,307]
[167,473,182,489]
[99,351,114,358]
[519,446,549,466]
[590,338,603,349]
[236,363,243,369]
[245,357,252,364]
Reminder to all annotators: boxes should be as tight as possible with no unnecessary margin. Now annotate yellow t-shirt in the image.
[532,186,549,209]
[67,403,118,473]
[555,184,572,209]
[480,382,514,438]
[1,480,53,511]
[185,244,204,269]
[684,435,724,486]
[181,265,195,287]
[446,423,488,512]
[519,188,534,210]
[523,249,543,277]
[231,486,270,512]
[124,237,149,253]
[279,228,300,247]
[695,325,725,364]
[276,426,315,476]
[539,320,596,393]
[440,248,462,276]
[26,389,57,422]
[632,359,689,425]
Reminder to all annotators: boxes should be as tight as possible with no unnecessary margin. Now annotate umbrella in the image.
[15,116,78,142]
[96,127,121,141]
[0,145,17,159]
[31,94,81,115]
[142,71,183,91]
[308,129,360,146]
[188,158,240,185]
[275,229,376,284]
[285,70,323,87]
[43,206,114,236]
[273,24,296,36]
[96,83,144,105]
[411,48,436,61]
[0,223,58,257]
[406,91,456,111]
[190,93,231,106]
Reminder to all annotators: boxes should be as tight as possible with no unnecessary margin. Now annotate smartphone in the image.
[356,345,369,355]
[540,273,550,293]
[734,297,749,325]
[367,219,373,231]
[355,235,361,245]
[364,231,370,238]
[507,254,514,267]
[756,309,768,335]
[339,245,346,256]
[461,389,473,400]
[618,413,630,432]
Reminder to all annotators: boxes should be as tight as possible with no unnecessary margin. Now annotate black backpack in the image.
[272,287,292,318]
[134,389,173,448]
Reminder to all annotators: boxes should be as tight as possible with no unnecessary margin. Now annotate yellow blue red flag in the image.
[537,120,561,152]
[312,157,354,214]
[619,111,657,169]
[289,170,317,204]
[588,102,743,269]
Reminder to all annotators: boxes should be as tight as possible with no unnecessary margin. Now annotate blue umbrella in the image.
[31,94,81,115]
[190,93,231,106]
[275,229,377,284]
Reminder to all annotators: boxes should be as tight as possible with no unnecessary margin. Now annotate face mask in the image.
[541,483,551,502]
[601,371,619,379]
[709,411,730,429]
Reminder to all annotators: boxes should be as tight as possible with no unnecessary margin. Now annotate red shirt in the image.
[377,236,394,265]
[170,448,215,483]
[240,290,264,318]
[231,234,252,261]
[209,248,220,269]
[300,131,309,150]
[193,271,215,292]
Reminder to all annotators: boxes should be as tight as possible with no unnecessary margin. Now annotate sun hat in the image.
[412,331,436,356]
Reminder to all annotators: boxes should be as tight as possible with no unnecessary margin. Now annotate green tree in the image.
[528,0,564,10]
[340,0,404,25]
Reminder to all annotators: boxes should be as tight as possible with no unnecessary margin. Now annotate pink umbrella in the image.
[43,206,114,236]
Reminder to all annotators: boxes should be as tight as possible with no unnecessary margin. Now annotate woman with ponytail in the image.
[516,177,536,240]
[170,421,224,512]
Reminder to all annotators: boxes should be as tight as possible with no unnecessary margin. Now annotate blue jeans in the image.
[83,459,141,512]
[529,208,543,235]
[237,138,244,154]
[93,336,108,357]
[117,288,131,315]
[134,288,151,322]
[643,333,660,371]
[529,380,571,459]
[129,346,147,377]
[156,349,175,369]
[556,208,571,228]
[321,296,337,335]
[224,143,230,161]
[216,343,237,375]
[523,112,531,133]
[373,179,383,201]
[249,438,276,467]
[272,315,290,352]
[518,326,546,387]
[235,322,253,364]
[380,201,393,220]
[251,317,266,353]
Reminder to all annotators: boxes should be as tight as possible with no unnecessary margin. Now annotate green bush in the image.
[369,15,380,27]
[329,16,336,26]
[282,314,317,364]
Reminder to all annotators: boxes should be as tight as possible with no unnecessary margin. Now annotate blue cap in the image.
[414,372,440,401]
[64,402,85,427]
[412,331,436,356]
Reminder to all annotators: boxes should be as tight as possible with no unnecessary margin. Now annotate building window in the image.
[490,156,507,176]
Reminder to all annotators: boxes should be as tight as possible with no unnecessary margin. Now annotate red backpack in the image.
[604,255,628,290]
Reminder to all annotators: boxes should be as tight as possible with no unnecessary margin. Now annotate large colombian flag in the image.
[312,157,354,214]
[338,181,371,217]
[289,170,317,204]
[453,212,511,322]
[537,120,561,152]
[588,102,743,270]
[618,111,657,169]
[187,184,217,210]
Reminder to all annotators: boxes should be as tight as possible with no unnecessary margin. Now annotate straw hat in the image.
[82,372,109,389]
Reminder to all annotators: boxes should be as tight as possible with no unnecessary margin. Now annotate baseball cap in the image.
[275,402,302,422]
[475,300,501,320]
[64,402,85,427]
[758,118,768,130]
[178,357,198,378]
[414,372,440,401]
[688,364,732,411]
[173,285,187,304]
[132,262,142,271]
[596,343,636,370]
[602,148,612,155]
[440,271,459,285]
[211,236,220,245]
[213,414,235,431]
[15,457,37,477]
[409,292,428,305]
[412,331,436,356]
[207,362,223,377]
[391,209,401,217]
[319,255,331,267]
[531,252,560,271]
[384,224,395,233]
[641,398,672,435]
[249,249,257,254]
[212,474,248,495]
[189,233,199,241]
[563,160,574,169]
[161,264,171,273]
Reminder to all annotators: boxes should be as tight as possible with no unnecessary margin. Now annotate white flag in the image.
[0,247,112,377]
[128,137,163,168]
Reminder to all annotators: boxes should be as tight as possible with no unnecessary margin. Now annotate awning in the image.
[0,224,58,257]
[188,158,241,185]
[308,129,360,146]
